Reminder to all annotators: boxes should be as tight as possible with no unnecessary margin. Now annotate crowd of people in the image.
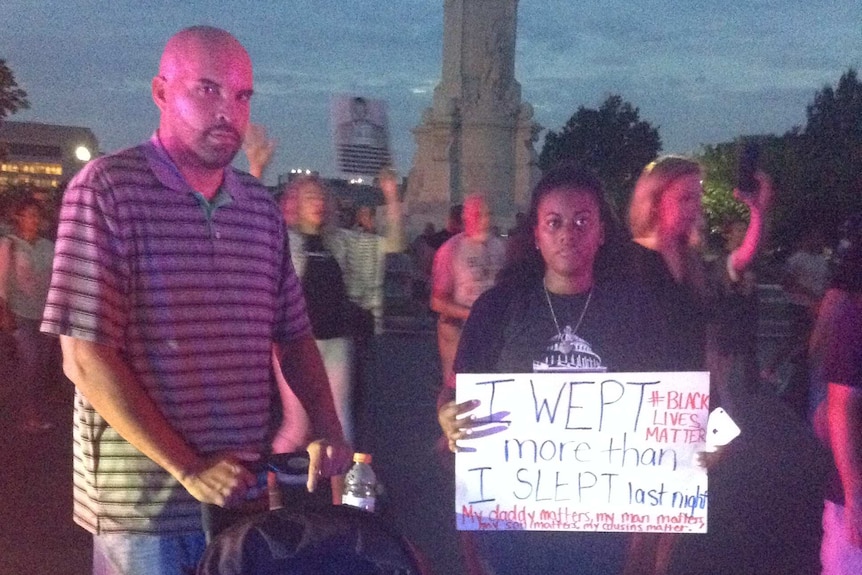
[0,23,859,575]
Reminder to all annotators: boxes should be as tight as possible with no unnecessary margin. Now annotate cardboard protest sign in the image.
[455,372,710,534]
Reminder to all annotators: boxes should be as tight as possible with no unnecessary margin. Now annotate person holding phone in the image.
[628,154,772,412]
[624,155,772,574]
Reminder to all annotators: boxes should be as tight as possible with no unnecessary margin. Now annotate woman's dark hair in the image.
[13,197,43,218]
[498,161,625,286]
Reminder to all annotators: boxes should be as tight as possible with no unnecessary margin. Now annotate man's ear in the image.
[152,75,167,111]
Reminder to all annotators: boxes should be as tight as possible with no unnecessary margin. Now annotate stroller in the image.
[197,453,428,575]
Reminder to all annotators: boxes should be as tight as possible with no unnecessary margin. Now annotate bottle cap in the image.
[353,452,372,464]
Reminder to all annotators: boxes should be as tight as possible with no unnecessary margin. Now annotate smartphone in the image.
[704,407,741,452]
[735,140,760,198]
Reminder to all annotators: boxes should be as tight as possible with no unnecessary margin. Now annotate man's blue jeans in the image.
[92,531,207,575]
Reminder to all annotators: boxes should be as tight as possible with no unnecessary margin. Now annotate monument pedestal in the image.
[405,0,540,236]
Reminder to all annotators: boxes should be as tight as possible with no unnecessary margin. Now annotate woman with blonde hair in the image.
[275,172,403,449]
[624,154,771,575]
[243,125,403,450]
[629,154,770,400]
[629,156,708,278]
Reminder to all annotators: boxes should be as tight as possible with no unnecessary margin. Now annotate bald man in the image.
[40,26,349,574]
[430,194,507,386]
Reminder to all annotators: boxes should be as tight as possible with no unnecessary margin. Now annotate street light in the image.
[75,145,92,162]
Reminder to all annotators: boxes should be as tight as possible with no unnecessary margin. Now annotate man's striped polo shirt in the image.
[41,135,311,534]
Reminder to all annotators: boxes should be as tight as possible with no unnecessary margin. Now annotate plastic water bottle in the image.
[342,452,377,512]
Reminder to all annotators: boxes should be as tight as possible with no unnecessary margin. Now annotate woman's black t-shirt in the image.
[453,277,678,377]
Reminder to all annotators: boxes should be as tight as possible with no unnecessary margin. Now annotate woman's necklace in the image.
[543,279,593,345]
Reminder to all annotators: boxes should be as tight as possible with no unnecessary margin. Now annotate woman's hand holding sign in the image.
[438,399,510,453]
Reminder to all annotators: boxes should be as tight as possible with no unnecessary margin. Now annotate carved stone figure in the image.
[406,0,540,236]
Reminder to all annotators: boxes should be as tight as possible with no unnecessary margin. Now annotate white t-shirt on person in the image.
[431,232,507,309]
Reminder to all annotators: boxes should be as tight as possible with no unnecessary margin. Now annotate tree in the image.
[805,68,862,144]
[696,68,862,253]
[539,94,661,212]
[0,59,29,122]
[0,59,30,164]
[698,141,745,234]
[801,68,862,233]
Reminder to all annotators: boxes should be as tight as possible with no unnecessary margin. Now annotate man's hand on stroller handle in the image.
[306,438,353,492]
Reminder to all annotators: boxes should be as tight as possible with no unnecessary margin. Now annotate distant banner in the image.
[331,94,392,176]
[455,372,710,534]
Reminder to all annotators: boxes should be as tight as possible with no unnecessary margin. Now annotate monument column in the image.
[406,0,540,234]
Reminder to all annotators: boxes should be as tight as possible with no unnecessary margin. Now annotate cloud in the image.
[3,0,860,179]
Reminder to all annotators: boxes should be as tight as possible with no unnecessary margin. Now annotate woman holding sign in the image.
[437,163,677,575]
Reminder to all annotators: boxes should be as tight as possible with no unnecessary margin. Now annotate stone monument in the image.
[405,0,541,235]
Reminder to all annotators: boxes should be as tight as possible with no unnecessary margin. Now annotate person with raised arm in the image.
[244,131,404,448]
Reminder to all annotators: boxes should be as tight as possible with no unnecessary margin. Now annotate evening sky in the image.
[2,1,860,182]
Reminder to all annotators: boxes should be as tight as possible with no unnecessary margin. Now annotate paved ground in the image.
[0,306,833,575]
[0,383,90,574]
